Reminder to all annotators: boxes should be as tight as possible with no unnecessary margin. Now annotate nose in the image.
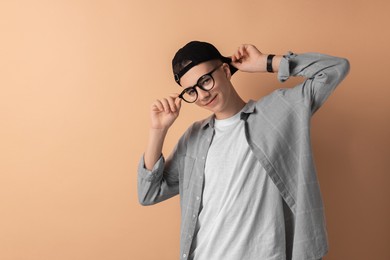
[196,86,211,101]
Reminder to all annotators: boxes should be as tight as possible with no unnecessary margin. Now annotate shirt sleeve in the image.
[137,152,180,206]
[277,52,350,114]
[137,124,195,206]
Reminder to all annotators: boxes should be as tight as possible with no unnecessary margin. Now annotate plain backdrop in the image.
[1,0,389,259]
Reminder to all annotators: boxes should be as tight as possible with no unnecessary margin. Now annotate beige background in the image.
[1,0,389,259]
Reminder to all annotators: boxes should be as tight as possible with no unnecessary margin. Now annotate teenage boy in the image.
[138,41,350,260]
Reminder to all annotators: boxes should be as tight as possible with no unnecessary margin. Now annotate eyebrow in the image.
[184,63,222,89]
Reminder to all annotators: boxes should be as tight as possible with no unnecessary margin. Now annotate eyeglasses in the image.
[178,63,223,103]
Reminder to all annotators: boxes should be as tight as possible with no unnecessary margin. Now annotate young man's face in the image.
[180,60,234,118]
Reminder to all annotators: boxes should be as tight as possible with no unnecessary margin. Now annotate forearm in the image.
[278,52,350,81]
[144,128,168,170]
[244,53,283,73]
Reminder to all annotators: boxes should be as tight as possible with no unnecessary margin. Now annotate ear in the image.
[222,63,232,80]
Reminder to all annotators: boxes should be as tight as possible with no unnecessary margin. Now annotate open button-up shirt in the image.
[138,52,350,260]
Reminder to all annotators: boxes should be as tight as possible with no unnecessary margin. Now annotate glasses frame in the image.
[178,63,224,103]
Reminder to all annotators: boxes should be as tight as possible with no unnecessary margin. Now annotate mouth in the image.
[204,94,218,106]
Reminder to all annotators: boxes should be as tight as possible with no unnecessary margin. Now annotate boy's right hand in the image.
[150,94,182,131]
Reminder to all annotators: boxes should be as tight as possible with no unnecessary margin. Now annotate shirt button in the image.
[196,196,200,200]
[192,214,196,218]
[202,156,205,160]
[183,253,187,258]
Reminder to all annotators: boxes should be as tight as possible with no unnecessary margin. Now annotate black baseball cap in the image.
[172,41,238,85]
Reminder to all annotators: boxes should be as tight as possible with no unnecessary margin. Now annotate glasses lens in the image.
[182,88,198,103]
[198,75,214,90]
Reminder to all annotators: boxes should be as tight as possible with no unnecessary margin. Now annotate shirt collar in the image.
[200,100,256,129]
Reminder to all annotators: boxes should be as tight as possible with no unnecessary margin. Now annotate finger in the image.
[231,54,237,62]
[231,48,238,61]
[160,98,171,113]
[230,60,243,70]
[238,45,244,57]
[231,51,242,63]
[238,44,247,58]
[233,44,249,63]
[231,46,241,62]
[152,99,164,112]
[241,44,250,58]
[169,93,182,111]
[237,45,245,59]
[233,53,242,62]
[175,96,182,110]
[167,96,177,112]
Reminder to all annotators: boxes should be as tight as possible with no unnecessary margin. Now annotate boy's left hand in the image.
[230,44,268,73]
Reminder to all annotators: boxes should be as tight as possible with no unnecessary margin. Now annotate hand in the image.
[230,44,268,73]
[150,94,182,131]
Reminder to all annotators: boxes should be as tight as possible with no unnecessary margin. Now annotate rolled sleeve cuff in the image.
[278,51,297,83]
[138,154,165,182]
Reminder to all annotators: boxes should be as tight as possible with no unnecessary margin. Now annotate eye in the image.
[199,75,212,87]
[185,88,197,96]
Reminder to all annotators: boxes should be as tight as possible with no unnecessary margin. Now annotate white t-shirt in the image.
[189,109,286,260]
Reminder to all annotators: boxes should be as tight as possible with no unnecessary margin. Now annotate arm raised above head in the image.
[278,52,350,114]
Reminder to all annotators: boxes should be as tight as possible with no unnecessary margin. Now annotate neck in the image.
[215,91,246,120]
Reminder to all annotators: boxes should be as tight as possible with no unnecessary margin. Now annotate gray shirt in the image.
[138,52,350,260]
